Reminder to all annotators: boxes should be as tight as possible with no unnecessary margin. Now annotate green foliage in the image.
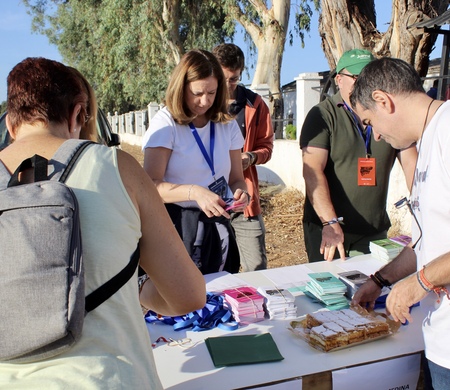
[21,0,321,113]
[285,124,296,140]
[290,0,320,48]
[0,101,6,115]
[22,0,232,113]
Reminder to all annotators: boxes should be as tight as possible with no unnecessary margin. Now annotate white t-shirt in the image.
[410,100,450,369]
[142,107,244,208]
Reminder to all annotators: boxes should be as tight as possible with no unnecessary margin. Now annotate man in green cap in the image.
[300,49,416,262]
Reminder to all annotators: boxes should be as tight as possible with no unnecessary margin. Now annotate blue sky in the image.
[1,1,62,103]
[0,1,445,103]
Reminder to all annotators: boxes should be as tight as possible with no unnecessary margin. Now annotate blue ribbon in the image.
[144,292,238,332]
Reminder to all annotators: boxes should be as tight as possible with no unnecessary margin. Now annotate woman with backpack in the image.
[0,57,206,389]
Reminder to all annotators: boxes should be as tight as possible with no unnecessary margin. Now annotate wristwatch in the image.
[246,152,258,166]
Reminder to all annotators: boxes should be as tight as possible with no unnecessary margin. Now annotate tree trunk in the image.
[229,0,290,135]
[319,0,446,76]
[150,0,184,65]
[250,1,290,95]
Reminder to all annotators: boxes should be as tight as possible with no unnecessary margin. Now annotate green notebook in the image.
[205,333,284,367]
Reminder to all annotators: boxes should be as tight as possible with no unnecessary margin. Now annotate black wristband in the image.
[373,271,392,287]
[375,271,391,287]
[369,274,383,289]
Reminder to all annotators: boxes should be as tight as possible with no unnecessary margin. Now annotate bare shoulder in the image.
[116,148,157,211]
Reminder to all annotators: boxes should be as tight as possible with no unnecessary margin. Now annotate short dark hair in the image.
[7,57,89,133]
[212,43,245,72]
[350,57,424,110]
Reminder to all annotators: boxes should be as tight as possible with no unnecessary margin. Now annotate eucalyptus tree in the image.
[222,0,319,115]
[319,0,449,75]
[23,0,230,113]
[22,0,449,115]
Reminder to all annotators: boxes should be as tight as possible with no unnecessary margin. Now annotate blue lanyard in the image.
[343,102,372,156]
[189,121,216,178]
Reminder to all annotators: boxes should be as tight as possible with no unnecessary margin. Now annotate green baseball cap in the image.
[336,49,374,75]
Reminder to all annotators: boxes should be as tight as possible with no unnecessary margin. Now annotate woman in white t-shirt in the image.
[143,49,249,274]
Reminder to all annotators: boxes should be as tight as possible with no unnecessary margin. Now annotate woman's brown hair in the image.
[7,57,89,134]
[165,49,232,125]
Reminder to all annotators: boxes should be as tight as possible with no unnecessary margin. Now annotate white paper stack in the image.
[369,238,404,263]
[257,286,297,320]
[223,286,265,324]
[304,272,348,310]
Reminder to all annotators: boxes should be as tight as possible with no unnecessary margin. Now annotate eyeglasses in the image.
[339,73,358,81]
[226,76,241,84]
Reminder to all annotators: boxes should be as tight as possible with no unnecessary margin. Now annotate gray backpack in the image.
[0,140,139,363]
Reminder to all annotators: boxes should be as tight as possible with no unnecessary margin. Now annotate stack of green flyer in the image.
[369,238,404,263]
[304,272,349,310]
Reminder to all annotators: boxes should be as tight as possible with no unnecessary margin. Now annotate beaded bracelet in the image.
[418,267,450,303]
[416,270,433,293]
[322,217,344,227]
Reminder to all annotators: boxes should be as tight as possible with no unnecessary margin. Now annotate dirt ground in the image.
[121,143,308,268]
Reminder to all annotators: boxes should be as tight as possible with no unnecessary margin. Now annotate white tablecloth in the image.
[148,255,425,390]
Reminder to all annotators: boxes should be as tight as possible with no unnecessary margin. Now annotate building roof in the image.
[409,9,450,30]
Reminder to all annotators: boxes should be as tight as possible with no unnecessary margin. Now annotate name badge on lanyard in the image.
[358,157,376,186]
[344,102,376,187]
[189,121,233,201]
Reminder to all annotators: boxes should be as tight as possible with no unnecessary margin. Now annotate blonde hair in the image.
[165,49,232,125]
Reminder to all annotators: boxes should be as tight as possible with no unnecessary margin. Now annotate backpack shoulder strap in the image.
[85,244,140,313]
[51,139,140,312]
[49,139,95,183]
[0,154,49,189]
[0,139,93,190]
